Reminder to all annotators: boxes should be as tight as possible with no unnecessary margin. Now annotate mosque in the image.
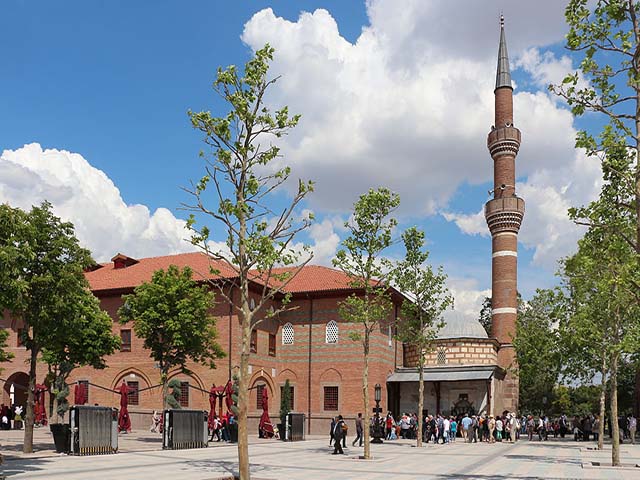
[1,19,523,433]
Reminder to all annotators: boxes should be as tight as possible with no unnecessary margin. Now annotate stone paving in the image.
[1,429,639,479]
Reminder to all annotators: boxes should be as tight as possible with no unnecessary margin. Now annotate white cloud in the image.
[444,150,603,269]
[446,276,491,322]
[240,4,576,218]
[0,143,196,262]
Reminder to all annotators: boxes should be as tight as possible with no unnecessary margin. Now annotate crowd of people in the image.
[328,411,638,449]
[0,403,24,430]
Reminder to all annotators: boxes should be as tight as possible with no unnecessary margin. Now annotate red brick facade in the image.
[1,253,402,434]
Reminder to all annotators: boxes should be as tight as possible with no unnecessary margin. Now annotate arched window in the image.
[325,320,338,344]
[282,323,294,345]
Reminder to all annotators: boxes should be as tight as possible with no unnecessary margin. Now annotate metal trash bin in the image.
[70,405,118,455]
[162,409,208,450]
[286,413,305,441]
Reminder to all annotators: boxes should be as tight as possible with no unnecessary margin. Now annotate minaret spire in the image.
[495,15,512,91]
[485,16,524,416]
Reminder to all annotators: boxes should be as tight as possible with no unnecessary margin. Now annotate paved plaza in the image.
[1,429,640,479]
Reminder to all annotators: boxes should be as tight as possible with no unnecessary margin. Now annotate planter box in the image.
[50,424,70,453]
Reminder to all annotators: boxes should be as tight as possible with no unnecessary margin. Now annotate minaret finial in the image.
[495,14,512,91]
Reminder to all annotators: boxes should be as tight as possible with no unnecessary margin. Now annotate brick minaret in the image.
[485,15,524,415]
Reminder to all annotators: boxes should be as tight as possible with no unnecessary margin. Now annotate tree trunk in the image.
[237,292,251,480]
[362,329,371,460]
[23,346,38,453]
[161,372,168,411]
[610,354,620,467]
[598,378,606,451]
[417,350,424,448]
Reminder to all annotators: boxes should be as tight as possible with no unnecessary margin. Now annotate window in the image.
[280,385,294,411]
[79,380,89,404]
[282,323,294,345]
[250,330,258,353]
[325,321,338,344]
[180,382,189,407]
[127,381,139,405]
[120,329,131,352]
[17,328,24,347]
[323,386,338,411]
[437,347,447,365]
[256,384,265,409]
[269,333,276,357]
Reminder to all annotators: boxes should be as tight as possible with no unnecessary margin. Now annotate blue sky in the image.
[0,1,601,319]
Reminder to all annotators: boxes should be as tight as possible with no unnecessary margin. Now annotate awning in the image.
[387,366,496,383]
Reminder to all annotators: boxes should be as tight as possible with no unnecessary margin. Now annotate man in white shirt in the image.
[443,417,450,444]
[628,415,637,444]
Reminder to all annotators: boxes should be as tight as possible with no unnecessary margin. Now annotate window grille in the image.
[256,384,265,409]
[180,382,189,407]
[120,329,131,352]
[269,333,276,356]
[437,347,447,365]
[127,381,139,405]
[250,330,257,353]
[79,380,89,404]
[282,323,294,345]
[323,386,338,411]
[325,321,338,344]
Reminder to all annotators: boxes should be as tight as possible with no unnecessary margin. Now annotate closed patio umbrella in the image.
[258,387,274,438]
[117,381,131,433]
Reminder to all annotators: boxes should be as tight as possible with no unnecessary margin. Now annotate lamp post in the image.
[371,383,384,444]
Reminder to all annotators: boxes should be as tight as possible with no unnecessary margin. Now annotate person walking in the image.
[496,416,503,442]
[488,415,496,443]
[460,413,471,442]
[450,417,457,442]
[352,413,363,447]
[332,415,346,455]
[329,416,336,446]
[443,416,450,444]
[628,414,636,444]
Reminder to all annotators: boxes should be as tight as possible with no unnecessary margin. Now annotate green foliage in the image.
[513,289,563,414]
[119,265,225,381]
[0,330,14,374]
[393,227,452,361]
[0,202,110,438]
[333,188,400,345]
[165,379,182,409]
[279,379,292,425]
[478,297,492,336]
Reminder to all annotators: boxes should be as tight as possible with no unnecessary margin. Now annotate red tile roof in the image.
[85,252,377,296]
[269,265,373,293]
[85,252,237,293]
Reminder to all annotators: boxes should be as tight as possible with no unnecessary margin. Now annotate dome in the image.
[436,312,488,340]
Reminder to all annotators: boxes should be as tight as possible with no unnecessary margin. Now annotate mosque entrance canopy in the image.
[386,365,496,383]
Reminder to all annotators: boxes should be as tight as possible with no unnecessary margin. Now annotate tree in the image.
[561,226,640,462]
[41,291,120,423]
[0,202,95,453]
[184,45,313,480]
[333,187,399,460]
[551,0,640,439]
[118,265,225,410]
[478,297,492,336]
[512,289,563,415]
[279,378,292,432]
[0,330,13,371]
[393,227,452,448]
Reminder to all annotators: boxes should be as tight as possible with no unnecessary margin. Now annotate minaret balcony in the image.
[484,196,525,234]
[487,126,521,158]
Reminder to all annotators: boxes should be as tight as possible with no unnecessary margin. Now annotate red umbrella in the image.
[74,383,87,405]
[208,384,217,430]
[117,381,131,433]
[258,387,274,438]
[34,384,48,426]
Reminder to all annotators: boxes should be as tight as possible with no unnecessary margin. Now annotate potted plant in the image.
[278,379,292,441]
